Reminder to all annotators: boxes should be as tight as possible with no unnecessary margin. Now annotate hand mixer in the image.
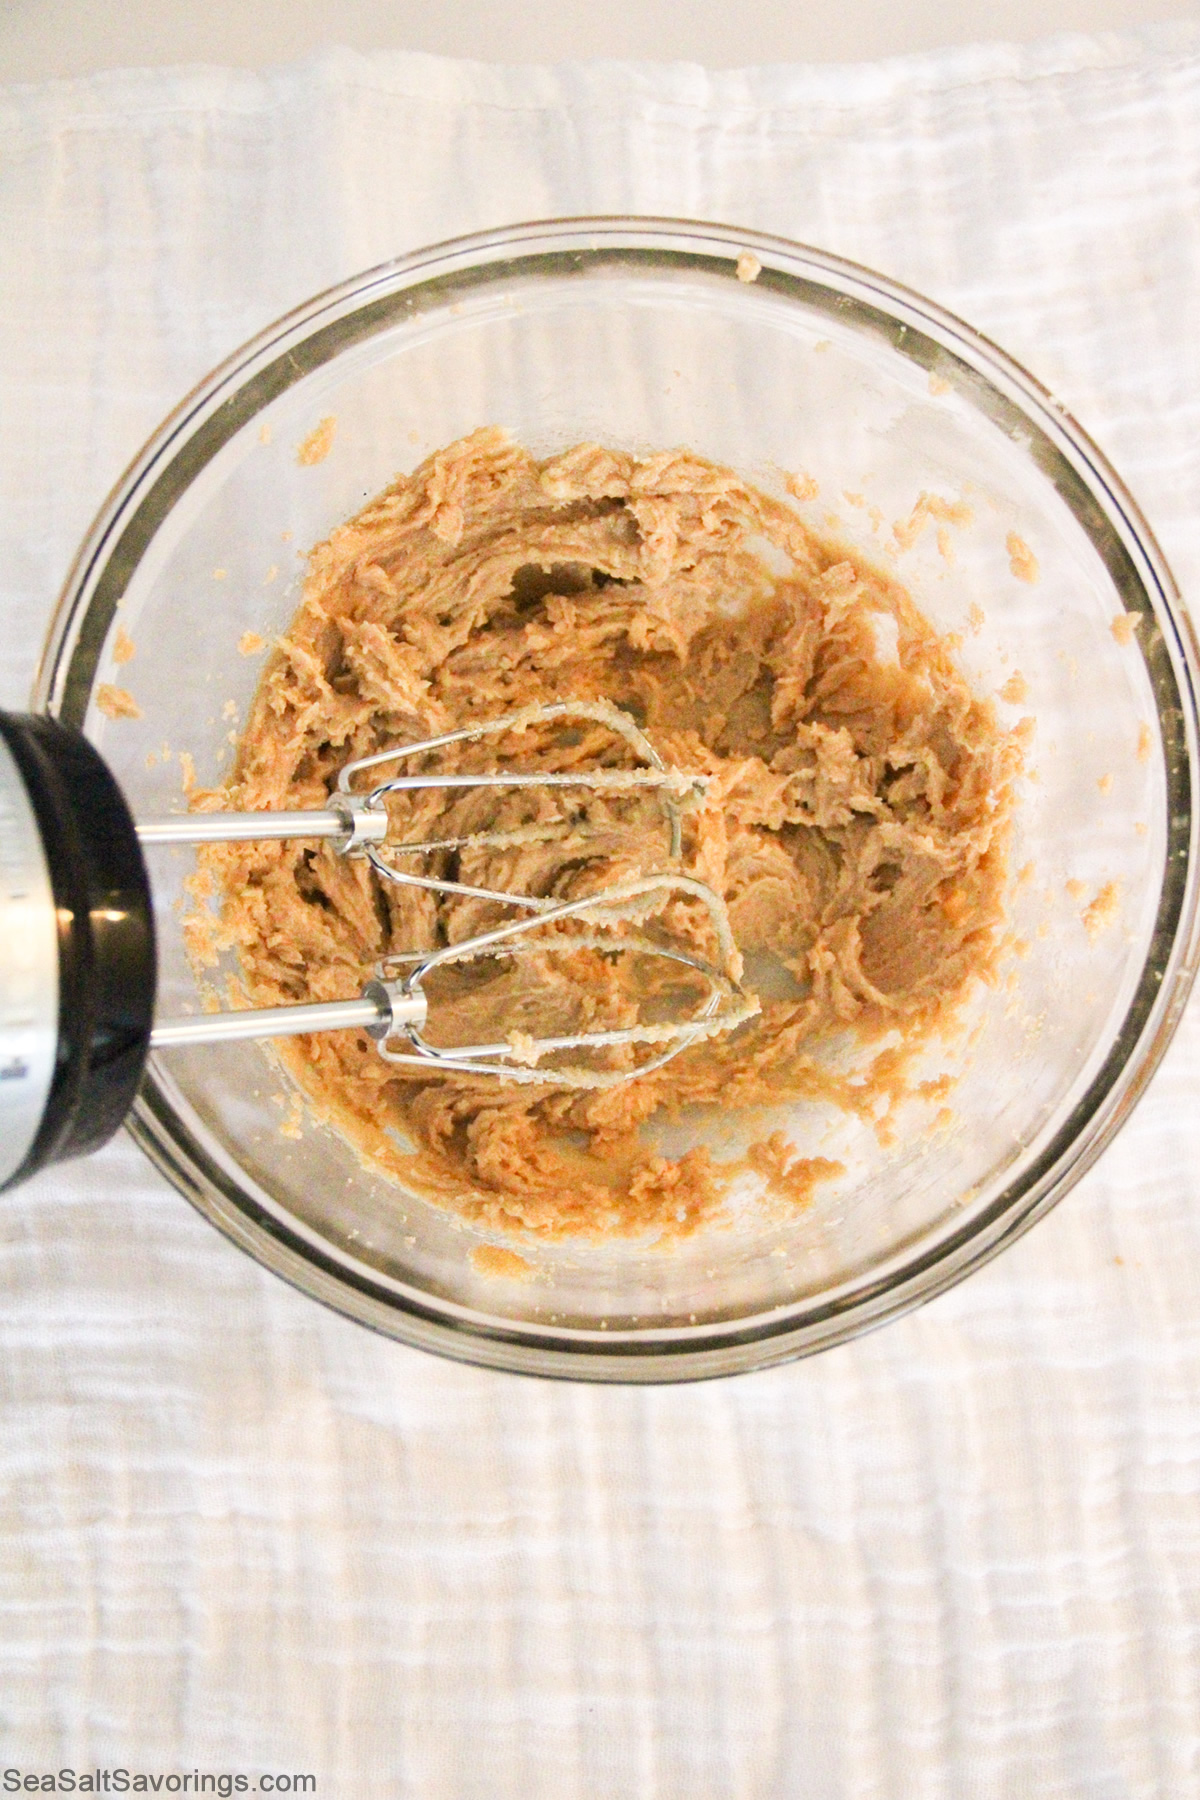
[0,701,756,1193]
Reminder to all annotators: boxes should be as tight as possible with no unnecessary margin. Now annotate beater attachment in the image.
[137,702,753,1085]
[151,871,758,1088]
[137,700,709,913]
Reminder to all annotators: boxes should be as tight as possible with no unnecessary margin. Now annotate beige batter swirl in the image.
[194,430,1021,1239]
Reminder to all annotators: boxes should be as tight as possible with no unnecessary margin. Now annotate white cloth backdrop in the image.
[2,25,1200,1796]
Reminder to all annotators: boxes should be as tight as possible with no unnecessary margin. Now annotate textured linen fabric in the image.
[2,25,1200,1796]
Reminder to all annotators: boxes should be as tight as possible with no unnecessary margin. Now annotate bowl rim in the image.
[34,214,1200,1383]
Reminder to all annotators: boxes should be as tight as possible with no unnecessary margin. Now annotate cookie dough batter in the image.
[197,431,1020,1238]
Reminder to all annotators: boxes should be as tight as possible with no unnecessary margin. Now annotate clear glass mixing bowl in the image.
[34,219,1200,1381]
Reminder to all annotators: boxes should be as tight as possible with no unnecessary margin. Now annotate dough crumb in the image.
[1097,772,1114,795]
[1136,722,1152,763]
[746,1134,844,1209]
[1065,878,1088,900]
[936,527,955,565]
[928,373,950,396]
[178,750,196,795]
[627,1150,729,1234]
[112,625,136,665]
[1006,533,1039,583]
[506,1030,541,1067]
[184,866,215,903]
[785,470,819,502]
[212,567,228,581]
[258,422,272,446]
[1082,881,1121,940]
[470,1244,536,1281]
[735,252,762,284]
[967,603,986,634]
[278,1092,305,1139]
[298,416,337,466]
[999,671,1028,705]
[1111,612,1137,646]
[263,564,279,585]
[893,492,973,553]
[96,683,141,720]
[238,631,265,656]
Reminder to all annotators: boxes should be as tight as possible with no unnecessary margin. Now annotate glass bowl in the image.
[35,218,1200,1381]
